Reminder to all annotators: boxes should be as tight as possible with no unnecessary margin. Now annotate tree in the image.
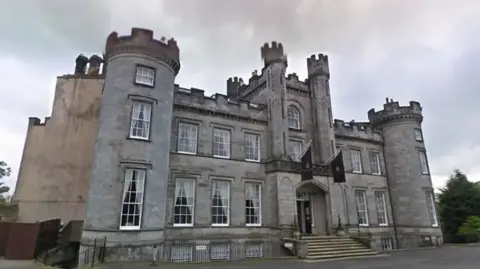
[437,169,480,242]
[0,161,11,202]
[457,216,480,243]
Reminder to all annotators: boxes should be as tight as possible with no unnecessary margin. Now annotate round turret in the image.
[82,28,180,253]
[368,98,439,232]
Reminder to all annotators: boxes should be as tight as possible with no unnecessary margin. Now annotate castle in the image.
[12,28,442,262]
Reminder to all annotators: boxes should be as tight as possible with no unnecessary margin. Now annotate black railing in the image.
[77,237,107,268]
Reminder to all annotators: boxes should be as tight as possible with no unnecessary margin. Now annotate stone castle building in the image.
[13,28,442,261]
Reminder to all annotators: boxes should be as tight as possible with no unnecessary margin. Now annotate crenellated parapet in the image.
[174,85,268,124]
[261,41,287,66]
[307,54,329,78]
[105,28,180,75]
[368,98,423,128]
[334,119,383,144]
[226,77,247,97]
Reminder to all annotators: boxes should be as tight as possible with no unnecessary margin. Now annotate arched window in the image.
[287,105,301,129]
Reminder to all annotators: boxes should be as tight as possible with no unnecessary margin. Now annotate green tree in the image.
[457,216,480,243]
[437,169,480,241]
[0,161,12,203]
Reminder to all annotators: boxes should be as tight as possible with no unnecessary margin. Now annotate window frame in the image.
[213,128,231,159]
[211,180,231,227]
[355,189,369,227]
[244,133,261,162]
[134,65,156,87]
[288,139,303,162]
[418,150,430,175]
[350,149,363,173]
[173,178,196,227]
[119,168,146,230]
[287,105,301,129]
[245,182,262,227]
[177,122,198,155]
[414,128,424,142]
[370,152,381,175]
[374,191,388,226]
[426,190,439,227]
[129,101,152,140]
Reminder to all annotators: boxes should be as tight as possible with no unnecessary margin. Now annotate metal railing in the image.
[100,238,285,264]
[375,234,442,252]
[77,237,107,268]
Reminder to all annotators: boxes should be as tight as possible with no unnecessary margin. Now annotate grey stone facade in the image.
[80,28,443,262]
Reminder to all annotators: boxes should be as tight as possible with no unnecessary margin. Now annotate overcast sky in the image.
[0,0,479,193]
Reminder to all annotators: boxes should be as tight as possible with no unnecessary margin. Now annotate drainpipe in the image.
[381,132,399,249]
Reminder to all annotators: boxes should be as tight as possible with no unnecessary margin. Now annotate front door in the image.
[296,192,313,235]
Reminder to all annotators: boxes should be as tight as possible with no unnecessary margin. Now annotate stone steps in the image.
[301,235,378,261]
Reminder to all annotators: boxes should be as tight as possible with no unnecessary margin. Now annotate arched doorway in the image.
[296,181,328,235]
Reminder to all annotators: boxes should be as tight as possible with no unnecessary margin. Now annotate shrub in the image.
[457,216,480,243]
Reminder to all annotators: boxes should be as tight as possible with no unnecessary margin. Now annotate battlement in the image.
[307,54,329,77]
[105,28,180,74]
[261,41,287,66]
[368,98,423,126]
[226,77,246,97]
[334,119,383,143]
[174,85,267,122]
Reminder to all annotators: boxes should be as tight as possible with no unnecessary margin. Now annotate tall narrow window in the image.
[370,152,381,175]
[212,181,230,226]
[120,169,146,230]
[177,123,198,154]
[245,133,260,161]
[355,190,369,226]
[374,191,388,226]
[288,140,303,162]
[287,105,300,129]
[129,102,151,140]
[350,149,363,173]
[426,191,439,227]
[213,129,231,158]
[245,183,262,226]
[135,66,155,86]
[419,151,430,174]
[414,129,423,142]
[173,179,195,227]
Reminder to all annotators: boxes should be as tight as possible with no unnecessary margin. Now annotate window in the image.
[370,152,381,175]
[245,183,262,226]
[246,243,263,258]
[129,102,151,140]
[414,129,423,142]
[213,129,231,158]
[419,151,430,174]
[328,108,333,127]
[177,123,198,154]
[244,133,260,161]
[380,238,393,251]
[288,140,303,162]
[170,245,193,262]
[210,243,230,260]
[287,105,300,129]
[350,149,362,173]
[135,66,155,86]
[120,169,146,230]
[355,190,369,226]
[426,191,438,227]
[212,181,230,226]
[375,191,388,226]
[173,179,195,227]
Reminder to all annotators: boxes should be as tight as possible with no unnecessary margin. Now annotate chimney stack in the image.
[75,54,89,75]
